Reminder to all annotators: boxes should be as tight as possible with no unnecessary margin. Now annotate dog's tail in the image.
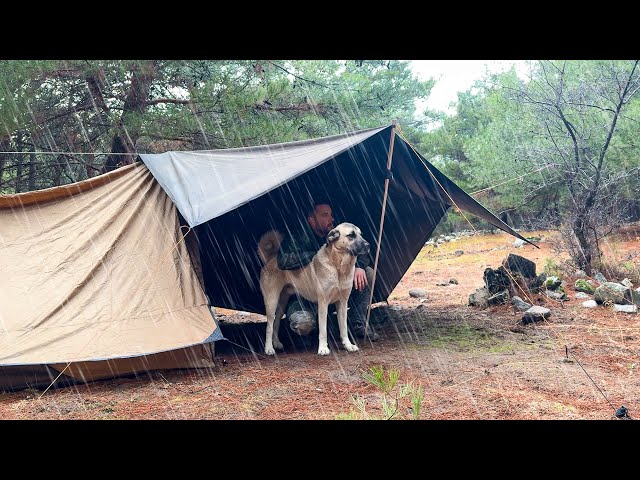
[257,230,284,264]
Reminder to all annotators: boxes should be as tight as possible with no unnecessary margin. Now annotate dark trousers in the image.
[285,267,374,337]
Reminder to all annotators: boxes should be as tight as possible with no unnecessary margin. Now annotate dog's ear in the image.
[326,228,340,244]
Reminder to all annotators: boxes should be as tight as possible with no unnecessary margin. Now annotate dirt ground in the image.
[1,225,639,420]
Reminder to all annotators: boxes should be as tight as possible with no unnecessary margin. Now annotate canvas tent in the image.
[0,123,528,391]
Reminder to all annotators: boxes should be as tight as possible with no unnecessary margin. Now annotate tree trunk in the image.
[103,61,157,172]
[573,216,593,276]
[15,134,23,193]
[0,139,8,193]
[28,141,36,191]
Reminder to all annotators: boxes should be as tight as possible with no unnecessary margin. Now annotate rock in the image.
[484,267,512,295]
[594,271,607,283]
[512,296,532,311]
[546,290,568,301]
[575,270,587,278]
[449,278,459,284]
[614,304,638,313]
[544,276,562,290]
[581,300,598,308]
[514,239,526,248]
[574,292,590,299]
[522,306,551,324]
[621,278,634,288]
[575,279,595,294]
[527,273,548,293]
[454,250,464,256]
[469,287,490,308]
[503,253,537,279]
[594,282,632,305]
[632,289,640,306]
[409,288,427,298]
[488,290,510,305]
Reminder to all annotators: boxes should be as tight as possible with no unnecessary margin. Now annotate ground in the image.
[1,225,638,420]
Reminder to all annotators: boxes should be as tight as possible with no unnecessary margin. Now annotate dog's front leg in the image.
[317,300,330,355]
[336,298,358,352]
[264,296,279,355]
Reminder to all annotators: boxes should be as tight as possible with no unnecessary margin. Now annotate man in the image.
[277,200,381,342]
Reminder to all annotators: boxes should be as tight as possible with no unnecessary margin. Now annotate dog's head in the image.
[326,223,370,256]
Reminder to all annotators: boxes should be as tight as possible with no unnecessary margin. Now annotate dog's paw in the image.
[265,346,276,356]
[344,342,359,352]
[273,339,284,350]
[318,345,331,355]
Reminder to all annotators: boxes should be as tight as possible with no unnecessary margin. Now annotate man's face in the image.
[308,204,334,237]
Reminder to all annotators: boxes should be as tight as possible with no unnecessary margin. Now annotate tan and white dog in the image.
[257,222,370,356]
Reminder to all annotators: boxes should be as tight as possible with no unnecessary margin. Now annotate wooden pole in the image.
[364,120,397,335]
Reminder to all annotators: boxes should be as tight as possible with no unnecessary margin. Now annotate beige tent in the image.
[1,124,530,392]
[0,163,220,391]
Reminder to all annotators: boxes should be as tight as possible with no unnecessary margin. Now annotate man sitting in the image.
[277,199,381,342]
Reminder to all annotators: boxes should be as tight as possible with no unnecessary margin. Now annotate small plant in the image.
[336,365,424,420]
[543,258,562,278]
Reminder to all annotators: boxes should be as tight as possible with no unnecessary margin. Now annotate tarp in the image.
[0,163,221,390]
[141,124,532,315]
[0,123,530,390]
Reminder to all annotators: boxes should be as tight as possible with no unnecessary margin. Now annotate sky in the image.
[410,60,529,115]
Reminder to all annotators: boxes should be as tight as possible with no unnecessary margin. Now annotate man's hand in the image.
[353,267,367,291]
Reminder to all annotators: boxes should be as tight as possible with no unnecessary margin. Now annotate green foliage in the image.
[336,365,424,420]
[0,60,433,192]
[543,258,561,278]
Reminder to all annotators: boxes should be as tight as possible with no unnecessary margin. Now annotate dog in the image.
[257,222,370,356]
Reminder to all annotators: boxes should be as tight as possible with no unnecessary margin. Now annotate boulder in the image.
[613,304,637,313]
[575,279,595,294]
[522,306,551,324]
[581,300,598,308]
[487,290,510,305]
[512,296,532,311]
[409,288,427,298]
[503,254,537,279]
[469,287,490,308]
[483,266,511,295]
[594,282,632,305]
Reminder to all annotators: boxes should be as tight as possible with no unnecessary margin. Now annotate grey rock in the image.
[581,300,598,308]
[409,288,427,298]
[522,306,551,324]
[449,278,459,284]
[594,282,632,305]
[512,296,532,311]
[454,250,464,256]
[632,289,640,306]
[594,271,607,283]
[621,278,634,288]
[613,304,638,313]
[469,287,490,308]
[546,290,568,301]
[574,292,590,299]
[575,270,587,278]
[488,290,510,305]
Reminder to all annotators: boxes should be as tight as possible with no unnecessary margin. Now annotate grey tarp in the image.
[140,124,532,315]
[141,126,387,227]
[0,163,220,391]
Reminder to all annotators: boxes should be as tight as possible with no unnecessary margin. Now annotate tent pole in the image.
[365,120,397,335]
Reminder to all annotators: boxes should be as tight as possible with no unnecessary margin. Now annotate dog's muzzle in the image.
[352,240,370,256]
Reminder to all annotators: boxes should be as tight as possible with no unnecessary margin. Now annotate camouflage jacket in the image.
[277,223,370,271]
